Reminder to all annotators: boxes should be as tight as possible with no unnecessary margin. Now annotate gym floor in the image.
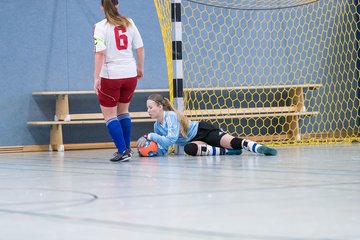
[0,143,359,240]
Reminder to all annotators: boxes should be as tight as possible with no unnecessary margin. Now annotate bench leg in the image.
[286,116,301,141]
[55,94,70,121]
[291,87,305,112]
[287,87,305,141]
[50,125,64,151]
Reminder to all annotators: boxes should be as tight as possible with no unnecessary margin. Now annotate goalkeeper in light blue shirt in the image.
[136,94,277,157]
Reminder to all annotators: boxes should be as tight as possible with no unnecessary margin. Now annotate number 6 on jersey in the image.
[114,26,128,50]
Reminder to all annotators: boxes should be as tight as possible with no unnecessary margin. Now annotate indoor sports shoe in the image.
[257,146,277,156]
[110,149,132,162]
[226,149,243,155]
[128,148,134,156]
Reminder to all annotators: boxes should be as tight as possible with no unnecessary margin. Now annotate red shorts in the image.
[98,77,138,107]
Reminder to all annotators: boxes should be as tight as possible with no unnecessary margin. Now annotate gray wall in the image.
[0,0,168,146]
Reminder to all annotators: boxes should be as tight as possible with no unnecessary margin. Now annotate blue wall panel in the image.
[0,0,168,146]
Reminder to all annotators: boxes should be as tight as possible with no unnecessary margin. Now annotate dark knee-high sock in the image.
[118,113,131,149]
[106,118,126,153]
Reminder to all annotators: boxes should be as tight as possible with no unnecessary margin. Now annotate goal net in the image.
[154,0,360,145]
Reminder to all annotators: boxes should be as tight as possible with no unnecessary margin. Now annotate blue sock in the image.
[118,113,131,149]
[106,118,126,153]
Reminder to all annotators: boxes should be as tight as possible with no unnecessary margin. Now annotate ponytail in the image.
[148,94,189,138]
[101,0,131,27]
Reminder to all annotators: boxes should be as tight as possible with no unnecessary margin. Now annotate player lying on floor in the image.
[136,94,277,157]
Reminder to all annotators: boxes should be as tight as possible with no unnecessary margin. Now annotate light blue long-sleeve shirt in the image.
[147,111,199,154]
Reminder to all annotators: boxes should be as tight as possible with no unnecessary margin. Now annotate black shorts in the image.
[190,121,227,147]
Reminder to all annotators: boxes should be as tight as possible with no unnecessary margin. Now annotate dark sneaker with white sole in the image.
[110,149,132,162]
[257,146,277,156]
[128,148,134,156]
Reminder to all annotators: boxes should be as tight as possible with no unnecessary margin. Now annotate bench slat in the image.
[33,89,169,95]
[184,106,298,116]
[32,84,322,95]
[69,112,149,120]
[188,111,319,120]
[53,107,301,121]
[27,111,318,125]
[27,118,155,125]
[39,106,315,122]
[183,84,322,92]
[184,83,322,92]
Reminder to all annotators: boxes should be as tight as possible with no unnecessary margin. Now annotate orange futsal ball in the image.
[138,140,158,157]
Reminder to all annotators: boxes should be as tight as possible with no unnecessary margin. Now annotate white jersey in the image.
[93,18,143,79]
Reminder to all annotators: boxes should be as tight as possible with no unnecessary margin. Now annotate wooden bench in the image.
[28,89,167,151]
[183,83,322,142]
[31,89,168,121]
[28,84,321,151]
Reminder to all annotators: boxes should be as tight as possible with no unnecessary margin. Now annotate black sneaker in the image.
[110,149,131,162]
[257,146,277,156]
[128,148,134,156]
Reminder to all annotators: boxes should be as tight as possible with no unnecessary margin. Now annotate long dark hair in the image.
[148,94,190,138]
[101,0,130,27]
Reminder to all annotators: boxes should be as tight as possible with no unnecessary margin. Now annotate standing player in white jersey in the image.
[93,0,144,162]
